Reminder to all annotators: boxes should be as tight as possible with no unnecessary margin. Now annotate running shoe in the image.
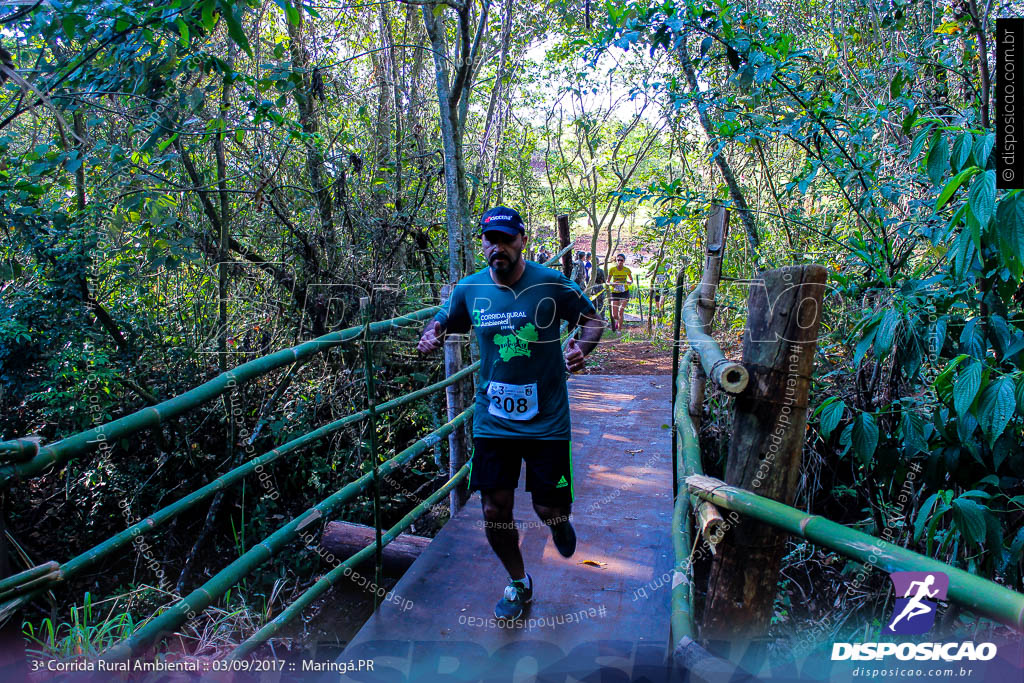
[551,519,577,558]
[494,574,533,620]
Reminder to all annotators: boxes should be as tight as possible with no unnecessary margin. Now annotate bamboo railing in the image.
[0,365,480,608]
[102,407,474,662]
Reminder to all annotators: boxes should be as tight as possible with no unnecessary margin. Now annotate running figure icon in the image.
[888,574,939,631]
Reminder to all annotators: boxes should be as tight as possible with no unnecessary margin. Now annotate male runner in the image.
[417,206,604,621]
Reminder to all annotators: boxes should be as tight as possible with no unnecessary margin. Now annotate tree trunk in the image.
[701,265,827,640]
[678,37,760,264]
[557,214,572,277]
[287,8,335,260]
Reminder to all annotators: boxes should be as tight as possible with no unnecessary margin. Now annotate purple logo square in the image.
[885,571,948,635]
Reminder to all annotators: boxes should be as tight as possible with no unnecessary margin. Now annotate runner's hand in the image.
[418,321,445,354]
[564,337,585,373]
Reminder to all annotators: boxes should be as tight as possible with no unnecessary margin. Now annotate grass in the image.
[23,591,141,660]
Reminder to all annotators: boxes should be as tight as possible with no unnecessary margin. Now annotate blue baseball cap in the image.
[479,206,526,236]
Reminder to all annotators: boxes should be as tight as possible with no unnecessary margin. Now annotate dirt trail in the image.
[580,328,674,375]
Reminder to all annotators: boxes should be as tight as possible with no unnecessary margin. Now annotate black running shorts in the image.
[468,438,573,507]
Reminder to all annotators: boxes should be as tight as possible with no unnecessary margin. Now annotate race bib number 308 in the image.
[486,381,539,421]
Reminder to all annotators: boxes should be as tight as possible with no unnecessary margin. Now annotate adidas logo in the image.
[556,475,568,488]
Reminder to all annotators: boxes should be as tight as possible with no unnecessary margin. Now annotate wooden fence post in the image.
[557,214,572,277]
[702,264,827,640]
[689,207,730,431]
[440,284,469,515]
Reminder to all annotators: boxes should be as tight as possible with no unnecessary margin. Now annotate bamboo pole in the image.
[670,350,734,680]
[0,365,480,604]
[694,501,726,547]
[101,407,475,662]
[361,297,384,609]
[687,474,1024,633]
[670,269,685,500]
[230,463,472,659]
[681,289,748,394]
[688,207,731,427]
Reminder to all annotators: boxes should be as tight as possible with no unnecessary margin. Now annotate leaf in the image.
[931,317,948,356]
[950,132,973,171]
[819,398,846,439]
[201,0,216,31]
[156,132,179,152]
[926,133,949,186]
[176,17,189,48]
[283,0,300,25]
[977,376,1016,445]
[967,169,996,227]
[853,317,880,366]
[1016,375,1024,413]
[953,362,982,417]
[951,498,986,546]
[874,309,901,358]
[900,408,927,456]
[1000,527,1024,572]
[914,492,940,543]
[972,133,995,167]
[851,412,878,466]
[910,124,933,161]
[935,166,979,211]
[219,0,253,56]
[996,195,1024,277]
[699,36,713,57]
[890,70,904,99]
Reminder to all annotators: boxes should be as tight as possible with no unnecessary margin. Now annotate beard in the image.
[489,251,519,274]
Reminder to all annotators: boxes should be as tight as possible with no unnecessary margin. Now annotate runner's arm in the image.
[575,312,604,356]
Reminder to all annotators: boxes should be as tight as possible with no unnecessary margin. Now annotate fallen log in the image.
[320,521,431,575]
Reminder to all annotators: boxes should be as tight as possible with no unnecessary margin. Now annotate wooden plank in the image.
[337,375,676,679]
[320,521,430,576]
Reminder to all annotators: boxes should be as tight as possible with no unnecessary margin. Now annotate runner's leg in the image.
[481,489,525,579]
[533,502,571,529]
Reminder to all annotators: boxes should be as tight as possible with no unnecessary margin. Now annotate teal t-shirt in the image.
[436,260,596,439]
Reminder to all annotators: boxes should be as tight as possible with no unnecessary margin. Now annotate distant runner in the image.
[607,254,633,332]
[417,206,604,622]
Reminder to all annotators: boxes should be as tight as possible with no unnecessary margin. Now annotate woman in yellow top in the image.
[607,253,633,332]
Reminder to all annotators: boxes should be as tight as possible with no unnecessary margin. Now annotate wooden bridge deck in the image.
[335,375,678,682]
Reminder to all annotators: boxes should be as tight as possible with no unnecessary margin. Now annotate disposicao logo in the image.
[831,570,998,662]
[886,571,948,635]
